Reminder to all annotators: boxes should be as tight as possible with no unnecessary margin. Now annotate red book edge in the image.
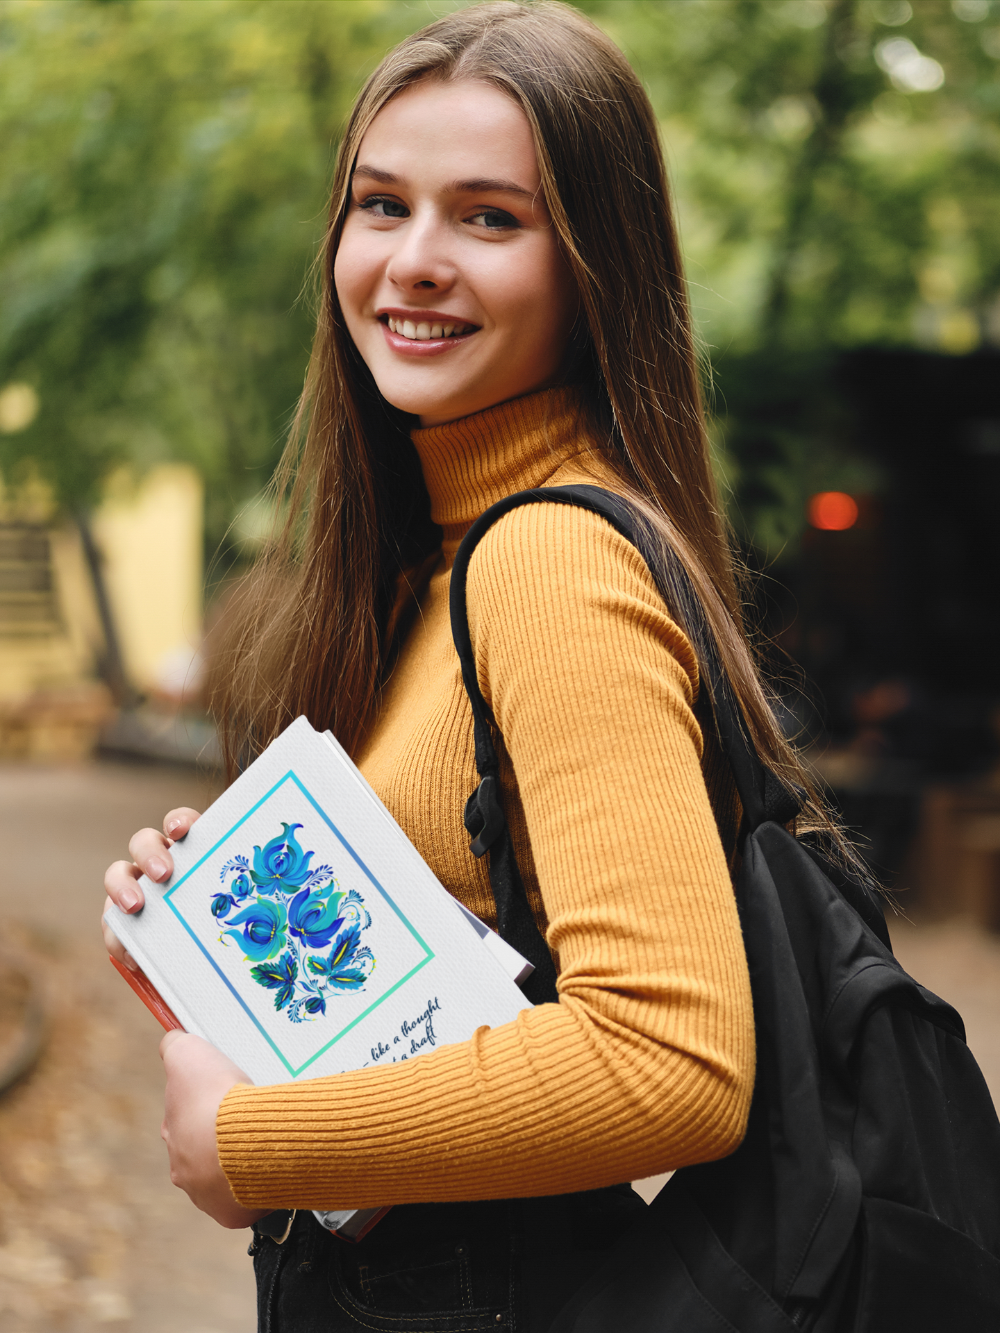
[110,956,184,1032]
[338,1206,393,1243]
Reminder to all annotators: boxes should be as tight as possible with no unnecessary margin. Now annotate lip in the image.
[377,307,479,328]
[376,308,480,357]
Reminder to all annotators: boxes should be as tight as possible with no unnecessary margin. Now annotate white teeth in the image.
[387,317,472,339]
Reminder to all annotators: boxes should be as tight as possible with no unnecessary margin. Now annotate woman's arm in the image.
[217,504,754,1210]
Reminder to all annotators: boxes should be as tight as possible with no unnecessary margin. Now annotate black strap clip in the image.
[253,1209,296,1245]
[464,776,506,858]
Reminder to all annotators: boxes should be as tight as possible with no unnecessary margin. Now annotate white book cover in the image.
[105,716,532,1089]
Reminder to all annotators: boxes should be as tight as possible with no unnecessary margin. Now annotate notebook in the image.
[105,715,534,1238]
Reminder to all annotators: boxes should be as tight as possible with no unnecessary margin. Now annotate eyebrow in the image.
[353,164,535,198]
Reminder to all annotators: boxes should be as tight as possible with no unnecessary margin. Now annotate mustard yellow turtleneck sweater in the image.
[217,388,754,1208]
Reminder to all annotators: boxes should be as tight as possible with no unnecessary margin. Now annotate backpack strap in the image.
[449,485,802,1002]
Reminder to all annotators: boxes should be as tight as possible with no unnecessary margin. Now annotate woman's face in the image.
[334,79,579,427]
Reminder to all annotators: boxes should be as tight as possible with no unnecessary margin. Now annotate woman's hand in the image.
[160,1030,267,1229]
[102,806,202,969]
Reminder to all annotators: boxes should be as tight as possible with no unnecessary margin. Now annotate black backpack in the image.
[451,484,1000,1332]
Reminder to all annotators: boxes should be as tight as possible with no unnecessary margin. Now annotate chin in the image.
[376,382,478,424]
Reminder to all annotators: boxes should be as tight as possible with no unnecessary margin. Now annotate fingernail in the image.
[120,887,140,911]
[148,856,169,882]
[166,819,183,838]
[123,950,139,972]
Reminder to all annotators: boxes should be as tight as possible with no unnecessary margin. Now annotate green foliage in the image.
[578,0,1000,551]
[577,0,1000,551]
[0,0,432,540]
[1,0,999,558]
[586,0,1000,352]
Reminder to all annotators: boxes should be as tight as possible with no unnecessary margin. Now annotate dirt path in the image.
[0,760,255,1333]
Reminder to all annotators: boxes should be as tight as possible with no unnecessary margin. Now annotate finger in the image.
[104,859,145,912]
[128,828,175,883]
[163,807,202,841]
[160,1028,186,1060]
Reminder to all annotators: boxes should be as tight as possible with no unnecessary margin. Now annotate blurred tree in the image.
[0,0,419,554]
[1,0,999,567]
[582,0,1000,554]
[588,0,1000,351]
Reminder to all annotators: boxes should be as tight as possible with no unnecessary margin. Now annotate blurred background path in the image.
[0,759,255,1333]
[0,758,997,1332]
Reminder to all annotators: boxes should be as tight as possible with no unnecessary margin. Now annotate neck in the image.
[411,386,596,564]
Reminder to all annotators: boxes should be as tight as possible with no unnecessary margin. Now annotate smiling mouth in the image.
[381,315,478,341]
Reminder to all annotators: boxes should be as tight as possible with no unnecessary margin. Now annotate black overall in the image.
[251,1187,647,1332]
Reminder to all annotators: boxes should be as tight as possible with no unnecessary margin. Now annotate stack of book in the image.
[106,715,534,1240]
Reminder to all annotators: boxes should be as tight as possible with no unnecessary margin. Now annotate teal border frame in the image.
[164,770,434,1077]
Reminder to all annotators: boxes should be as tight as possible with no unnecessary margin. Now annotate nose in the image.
[384,212,455,294]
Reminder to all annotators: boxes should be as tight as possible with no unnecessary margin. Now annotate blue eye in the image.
[474,209,518,230]
[359,196,409,219]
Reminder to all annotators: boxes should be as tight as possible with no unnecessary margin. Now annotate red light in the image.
[808,492,858,531]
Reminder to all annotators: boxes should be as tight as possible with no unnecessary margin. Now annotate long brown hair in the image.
[211,1,842,853]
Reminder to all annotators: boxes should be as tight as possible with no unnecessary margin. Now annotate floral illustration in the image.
[212,822,374,1023]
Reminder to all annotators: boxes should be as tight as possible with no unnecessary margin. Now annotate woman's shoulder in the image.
[465,464,701,699]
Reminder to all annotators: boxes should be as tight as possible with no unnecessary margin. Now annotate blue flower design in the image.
[288,888,344,950]
[306,923,375,991]
[222,898,287,962]
[250,824,314,896]
[231,872,253,901]
[210,821,374,1022]
[250,951,298,1010]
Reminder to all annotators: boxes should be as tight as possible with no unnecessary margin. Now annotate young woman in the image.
[102,4,836,1328]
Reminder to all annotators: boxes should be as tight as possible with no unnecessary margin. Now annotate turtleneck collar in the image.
[411,386,595,565]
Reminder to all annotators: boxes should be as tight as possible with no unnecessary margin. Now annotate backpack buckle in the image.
[464,776,505,857]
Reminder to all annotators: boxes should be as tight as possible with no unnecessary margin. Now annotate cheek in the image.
[332,227,374,325]
[501,243,577,352]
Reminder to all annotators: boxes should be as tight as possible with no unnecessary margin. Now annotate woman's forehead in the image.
[356,79,541,191]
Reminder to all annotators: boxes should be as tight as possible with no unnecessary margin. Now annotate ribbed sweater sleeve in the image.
[216,499,754,1210]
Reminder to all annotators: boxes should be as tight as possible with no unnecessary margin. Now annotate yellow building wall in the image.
[91,465,204,694]
[0,463,204,756]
